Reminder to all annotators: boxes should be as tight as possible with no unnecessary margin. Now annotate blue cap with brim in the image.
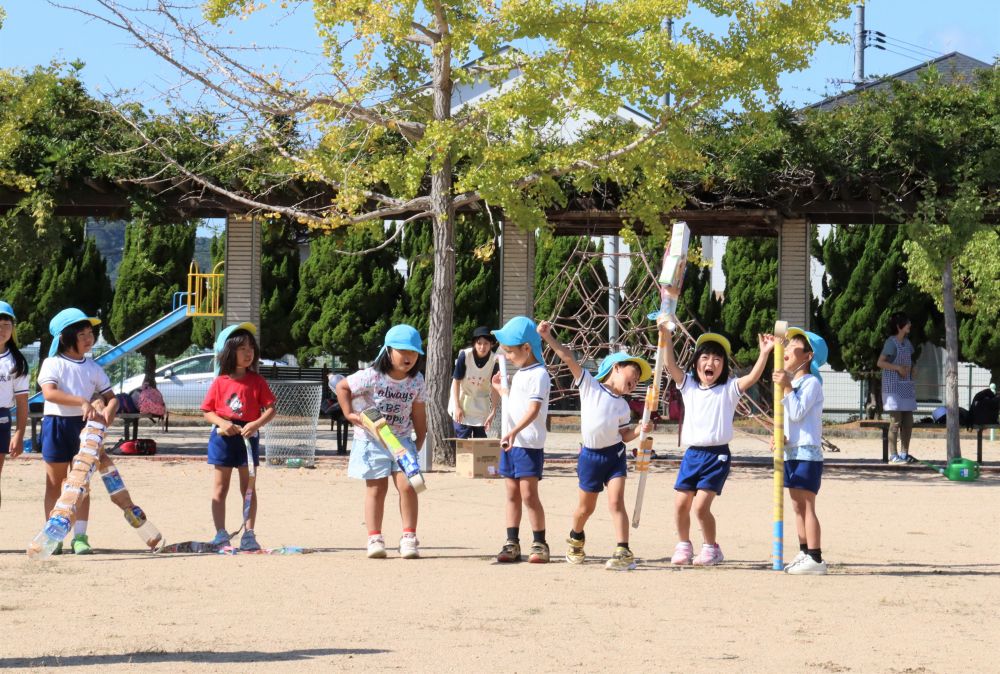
[492,316,544,365]
[377,324,424,360]
[0,300,17,344]
[786,327,828,381]
[48,308,101,357]
[596,352,652,383]
[215,322,257,354]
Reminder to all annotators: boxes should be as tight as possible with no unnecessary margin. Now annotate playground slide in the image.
[28,304,191,405]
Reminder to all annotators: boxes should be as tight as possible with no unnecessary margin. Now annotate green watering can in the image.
[911,456,980,482]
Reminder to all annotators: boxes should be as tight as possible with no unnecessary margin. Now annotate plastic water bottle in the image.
[99,464,127,496]
[397,450,421,479]
[286,458,303,469]
[28,514,71,559]
[124,505,162,549]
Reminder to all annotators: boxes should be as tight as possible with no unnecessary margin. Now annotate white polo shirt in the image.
[575,370,631,449]
[679,374,742,448]
[0,351,30,408]
[504,363,550,450]
[37,355,113,417]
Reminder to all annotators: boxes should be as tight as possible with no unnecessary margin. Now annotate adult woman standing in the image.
[877,312,917,464]
[449,326,499,439]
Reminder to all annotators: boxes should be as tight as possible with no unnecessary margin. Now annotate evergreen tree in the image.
[394,215,499,353]
[960,312,1000,384]
[291,223,403,366]
[534,233,608,341]
[109,221,196,382]
[4,219,112,357]
[260,219,301,359]
[190,234,224,349]
[819,224,937,382]
[720,236,777,364]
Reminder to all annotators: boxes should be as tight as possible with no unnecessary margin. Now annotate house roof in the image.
[805,51,992,111]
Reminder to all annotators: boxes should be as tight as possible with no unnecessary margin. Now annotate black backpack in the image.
[970,388,999,427]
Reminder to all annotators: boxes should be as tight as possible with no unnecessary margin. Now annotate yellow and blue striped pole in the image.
[772,321,787,571]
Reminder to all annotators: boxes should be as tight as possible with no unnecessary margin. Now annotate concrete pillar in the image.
[224,214,262,335]
[777,218,811,328]
[499,221,535,323]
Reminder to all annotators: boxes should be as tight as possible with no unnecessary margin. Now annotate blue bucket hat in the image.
[377,324,424,360]
[491,316,544,365]
[596,352,652,383]
[786,327,828,381]
[48,308,101,357]
[214,322,257,354]
[0,300,17,344]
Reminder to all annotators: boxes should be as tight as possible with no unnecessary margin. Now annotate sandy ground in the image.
[1,426,999,673]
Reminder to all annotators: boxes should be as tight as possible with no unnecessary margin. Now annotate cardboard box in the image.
[455,439,501,478]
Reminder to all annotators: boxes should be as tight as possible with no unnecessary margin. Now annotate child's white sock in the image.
[74,520,88,535]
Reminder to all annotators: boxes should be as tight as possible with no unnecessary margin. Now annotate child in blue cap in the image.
[490,316,551,563]
[37,307,119,554]
[658,317,775,566]
[201,322,276,551]
[336,324,426,559]
[538,320,653,571]
[773,327,828,575]
[0,301,29,512]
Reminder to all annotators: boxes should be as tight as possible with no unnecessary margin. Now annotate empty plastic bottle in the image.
[124,505,163,549]
[28,514,72,559]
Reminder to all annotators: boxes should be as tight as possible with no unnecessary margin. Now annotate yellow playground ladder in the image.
[186,261,225,317]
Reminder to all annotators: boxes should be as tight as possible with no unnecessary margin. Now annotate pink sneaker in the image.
[671,541,694,565]
[692,543,724,566]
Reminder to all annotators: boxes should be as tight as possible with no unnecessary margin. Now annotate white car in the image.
[115,353,288,412]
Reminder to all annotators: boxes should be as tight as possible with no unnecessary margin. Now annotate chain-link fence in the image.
[262,381,323,467]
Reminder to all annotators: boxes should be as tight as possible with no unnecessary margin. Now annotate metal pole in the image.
[853,3,865,84]
[609,237,620,347]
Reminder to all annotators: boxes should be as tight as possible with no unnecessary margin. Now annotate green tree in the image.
[720,237,777,364]
[292,224,403,366]
[260,219,301,359]
[109,221,196,382]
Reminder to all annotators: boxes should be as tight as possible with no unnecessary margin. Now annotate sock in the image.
[402,528,416,538]
[532,530,546,544]
[569,529,584,541]
[807,548,823,563]
[368,530,381,537]
[617,542,630,550]
[800,542,808,553]
[74,520,88,535]
[506,527,519,542]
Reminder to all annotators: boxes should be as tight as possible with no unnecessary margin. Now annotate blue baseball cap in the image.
[0,301,17,344]
[378,324,424,359]
[48,308,101,357]
[596,352,652,383]
[786,327,828,381]
[214,322,257,354]
[492,316,544,365]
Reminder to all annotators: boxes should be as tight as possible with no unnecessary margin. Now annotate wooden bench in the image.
[859,420,1000,463]
[29,411,168,452]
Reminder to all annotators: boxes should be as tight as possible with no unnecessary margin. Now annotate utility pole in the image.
[853,3,865,83]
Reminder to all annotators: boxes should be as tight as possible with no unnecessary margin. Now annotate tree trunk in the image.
[425,36,457,466]
[144,351,158,388]
[942,257,961,460]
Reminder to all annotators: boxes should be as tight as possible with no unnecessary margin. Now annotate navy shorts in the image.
[0,406,10,455]
[674,445,732,495]
[784,460,823,494]
[453,421,487,439]
[499,446,544,479]
[41,416,87,463]
[207,426,260,468]
[577,442,628,493]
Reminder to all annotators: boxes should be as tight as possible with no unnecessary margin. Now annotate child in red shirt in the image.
[200,323,276,550]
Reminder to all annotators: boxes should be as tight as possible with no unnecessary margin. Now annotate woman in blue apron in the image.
[877,312,917,463]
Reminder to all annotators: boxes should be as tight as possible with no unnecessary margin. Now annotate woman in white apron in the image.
[449,326,500,439]
[877,312,917,463]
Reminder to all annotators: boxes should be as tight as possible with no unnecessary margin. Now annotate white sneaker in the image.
[786,555,828,575]
[367,534,387,559]
[888,454,907,464]
[399,533,420,559]
[784,550,808,571]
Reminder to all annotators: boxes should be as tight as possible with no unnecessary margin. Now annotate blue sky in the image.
[1,1,996,110]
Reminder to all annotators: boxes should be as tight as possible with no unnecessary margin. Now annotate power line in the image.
[874,32,943,58]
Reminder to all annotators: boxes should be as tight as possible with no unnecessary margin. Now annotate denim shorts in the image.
[674,445,732,495]
[348,432,418,480]
[577,442,627,493]
[499,446,544,480]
